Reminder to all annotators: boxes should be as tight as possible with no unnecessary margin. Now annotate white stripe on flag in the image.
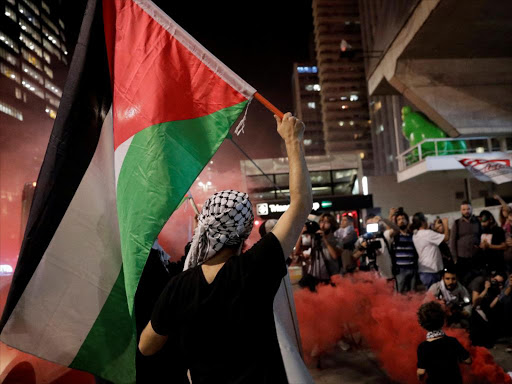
[0,108,122,365]
[114,135,133,186]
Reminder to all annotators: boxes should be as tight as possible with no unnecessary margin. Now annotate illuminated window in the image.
[0,47,18,66]
[59,18,65,29]
[22,48,42,69]
[5,4,17,22]
[0,63,21,83]
[45,79,62,97]
[43,65,53,79]
[22,0,39,15]
[42,14,59,35]
[7,0,15,5]
[305,84,321,92]
[18,3,40,28]
[373,101,382,111]
[22,77,44,98]
[42,26,61,49]
[15,87,22,99]
[43,39,60,59]
[0,32,20,53]
[304,139,312,146]
[341,105,348,109]
[297,66,318,74]
[19,33,42,57]
[338,121,344,126]
[45,92,59,108]
[340,96,347,100]
[42,1,50,14]
[0,101,23,121]
[359,152,365,159]
[22,62,43,84]
[19,19,42,43]
[350,95,359,101]
[307,102,316,109]
[45,106,57,119]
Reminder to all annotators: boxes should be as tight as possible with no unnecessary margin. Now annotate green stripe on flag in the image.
[117,101,248,315]
[70,266,135,383]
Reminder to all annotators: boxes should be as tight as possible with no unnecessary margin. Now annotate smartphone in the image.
[366,223,379,233]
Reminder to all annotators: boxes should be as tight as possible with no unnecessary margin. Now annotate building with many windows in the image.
[312,0,373,173]
[0,0,69,270]
[1,0,68,124]
[291,63,326,156]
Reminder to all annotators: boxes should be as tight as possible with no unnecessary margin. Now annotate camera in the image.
[488,279,502,297]
[304,220,320,235]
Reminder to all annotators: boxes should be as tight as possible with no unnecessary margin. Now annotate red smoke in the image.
[294,273,511,384]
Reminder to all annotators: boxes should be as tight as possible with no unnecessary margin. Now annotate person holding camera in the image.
[468,271,509,347]
[353,214,394,281]
[295,213,342,291]
[427,266,472,328]
[388,207,418,293]
[411,212,450,289]
[335,215,358,273]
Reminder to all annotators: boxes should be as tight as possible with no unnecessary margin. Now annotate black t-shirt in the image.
[478,226,506,271]
[417,336,470,384]
[151,233,288,384]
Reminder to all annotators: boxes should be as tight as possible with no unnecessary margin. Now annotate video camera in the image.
[359,222,384,268]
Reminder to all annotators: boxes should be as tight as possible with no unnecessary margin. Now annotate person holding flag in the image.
[139,113,312,382]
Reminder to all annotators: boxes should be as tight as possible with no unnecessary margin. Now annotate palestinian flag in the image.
[0,0,254,382]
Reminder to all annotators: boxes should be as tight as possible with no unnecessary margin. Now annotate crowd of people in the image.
[291,197,512,349]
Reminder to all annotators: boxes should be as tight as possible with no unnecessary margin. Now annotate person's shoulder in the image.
[243,232,282,255]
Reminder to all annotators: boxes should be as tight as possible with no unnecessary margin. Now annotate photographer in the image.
[468,271,508,347]
[295,214,342,291]
[389,207,418,293]
[335,215,358,273]
[353,214,394,281]
[427,266,472,328]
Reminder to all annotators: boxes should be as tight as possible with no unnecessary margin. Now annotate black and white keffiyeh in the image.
[426,330,445,340]
[183,190,254,270]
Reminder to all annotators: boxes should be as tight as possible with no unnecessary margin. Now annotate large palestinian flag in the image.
[0,0,252,381]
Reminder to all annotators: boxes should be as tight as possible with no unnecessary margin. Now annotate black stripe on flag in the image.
[0,0,112,332]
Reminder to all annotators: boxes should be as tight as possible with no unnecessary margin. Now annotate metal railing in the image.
[397,136,511,171]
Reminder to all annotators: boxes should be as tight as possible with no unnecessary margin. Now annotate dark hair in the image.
[461,200,472,206]
[410,212,427,231]
[490,270,507,282]
[342,215,354,223]
[418,301,446,331]
[441,264,457,276]
[319,213,339,231]
[395,211,409,224]
[365,213,376,223]
[479,209,496,226]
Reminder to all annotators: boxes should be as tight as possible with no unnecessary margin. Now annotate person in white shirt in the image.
[411,212,450,289]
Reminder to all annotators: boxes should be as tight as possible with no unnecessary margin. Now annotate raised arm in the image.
[271,113,313,257]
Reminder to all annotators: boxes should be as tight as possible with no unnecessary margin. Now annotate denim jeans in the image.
[396,266,417,293]
[418,272,440,289]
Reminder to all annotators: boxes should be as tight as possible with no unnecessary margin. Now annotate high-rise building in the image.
[1,0,69,263]
[291,63,325,156]
[312,0,373,172]
[1,0,68,125]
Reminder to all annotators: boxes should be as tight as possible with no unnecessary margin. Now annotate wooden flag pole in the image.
[254,92,284,119]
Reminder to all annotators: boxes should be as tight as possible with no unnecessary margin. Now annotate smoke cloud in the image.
[294,273,512,384]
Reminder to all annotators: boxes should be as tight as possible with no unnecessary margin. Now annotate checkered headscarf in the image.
[183,190,254,270]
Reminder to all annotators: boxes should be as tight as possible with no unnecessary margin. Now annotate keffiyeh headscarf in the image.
[183,190,254,270]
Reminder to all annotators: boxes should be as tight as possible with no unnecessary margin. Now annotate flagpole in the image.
[254,92,284,119]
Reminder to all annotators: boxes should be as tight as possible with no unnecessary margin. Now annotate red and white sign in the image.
[457,154,512,184]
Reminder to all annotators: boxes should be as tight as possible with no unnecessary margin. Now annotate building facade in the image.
[1,0,68,265]
[312,0,373,173]
[291,63,325,156]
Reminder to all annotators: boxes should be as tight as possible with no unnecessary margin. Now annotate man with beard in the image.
[428,266,472,328]
[389,207,418,293]
[450,201,482,285]
[335,215,358,273]
[297,213,342,291]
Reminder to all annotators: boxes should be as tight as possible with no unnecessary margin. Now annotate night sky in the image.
[62,0,314,166]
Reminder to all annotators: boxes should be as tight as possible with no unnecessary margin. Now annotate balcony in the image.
[396,135,512,182]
